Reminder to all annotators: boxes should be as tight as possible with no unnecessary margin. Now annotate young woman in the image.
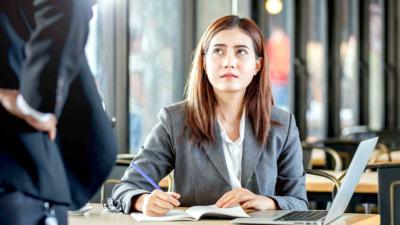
[112,15,307,216]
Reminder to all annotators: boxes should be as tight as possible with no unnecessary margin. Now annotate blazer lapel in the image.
[241,117,264,188]
[202,122,231,186]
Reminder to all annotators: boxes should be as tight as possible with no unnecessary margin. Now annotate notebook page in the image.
[185,205,249,220]
[131,209,195,221]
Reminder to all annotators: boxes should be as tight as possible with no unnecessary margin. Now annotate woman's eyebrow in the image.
[234,45,250,49]
[211,43,250,49]
[211,43,227,47]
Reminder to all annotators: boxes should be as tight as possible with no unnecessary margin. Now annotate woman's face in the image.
[204,27,261,95]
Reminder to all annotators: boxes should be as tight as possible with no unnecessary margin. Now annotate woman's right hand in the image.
[133,190,181,216]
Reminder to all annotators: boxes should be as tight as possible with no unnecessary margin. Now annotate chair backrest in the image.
[91,157,174,203]
[302,143,313,169]
[91,159,131,203]
[310,139,357,170]
[343,129,400,150]
[375,131,400,150]
[305,169,341,202]
[343,129,400,164]
[302,143,343,171]
[377,163,400,225]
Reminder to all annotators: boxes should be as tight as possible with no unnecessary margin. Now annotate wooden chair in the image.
[93,154,173,204]
[310,138,360,170]
[343,128,400,162]
[302,143,343,210]
[302,143,343,171]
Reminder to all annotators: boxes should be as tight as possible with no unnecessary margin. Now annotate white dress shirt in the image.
[16,94,52,122]
[217,110,245,189]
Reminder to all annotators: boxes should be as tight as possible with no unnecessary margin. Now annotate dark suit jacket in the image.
[0,0,117,210]
[112,102,308,213]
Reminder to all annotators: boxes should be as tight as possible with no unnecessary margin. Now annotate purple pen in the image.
[130,162,162,190]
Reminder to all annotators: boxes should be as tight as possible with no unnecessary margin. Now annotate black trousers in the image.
[0,187,68,225]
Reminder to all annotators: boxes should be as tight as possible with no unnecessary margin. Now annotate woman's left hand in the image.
[215,187,277,211]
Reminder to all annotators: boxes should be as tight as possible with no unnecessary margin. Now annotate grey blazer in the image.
[112,101,308,213]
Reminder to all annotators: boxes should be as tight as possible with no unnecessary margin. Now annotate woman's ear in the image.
[254,57,263,75]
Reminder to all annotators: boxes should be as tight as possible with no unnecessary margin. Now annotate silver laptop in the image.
[231,137,379,225]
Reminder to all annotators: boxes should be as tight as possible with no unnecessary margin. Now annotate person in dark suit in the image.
[112,15,307,216]
[0,1,117,224]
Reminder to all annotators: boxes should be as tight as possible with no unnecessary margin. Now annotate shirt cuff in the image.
[16,95,52,122]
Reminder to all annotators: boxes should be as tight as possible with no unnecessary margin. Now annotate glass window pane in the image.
[86,3,115,118]
[305,0,327,141]
[129,0,184,153]
[196,0,230,41]
[368,0,384,130]
[86,5,98,79]
[196,0,251,41]
[264,0,294,112]
[339,0,359,130]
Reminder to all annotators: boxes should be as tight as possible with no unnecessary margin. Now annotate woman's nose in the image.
[223,53,237,68]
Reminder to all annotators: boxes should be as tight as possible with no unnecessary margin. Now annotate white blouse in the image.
[217,110,245,189]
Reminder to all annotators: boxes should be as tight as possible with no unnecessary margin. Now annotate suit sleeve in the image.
[19,0,92,115]
[111,108,176,213]
[269,114,309,210]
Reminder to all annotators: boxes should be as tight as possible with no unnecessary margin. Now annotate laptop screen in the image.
[324,137,378,224]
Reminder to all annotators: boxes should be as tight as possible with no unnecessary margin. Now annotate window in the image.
[128,0,185,153]
[368,0,384,130]
[86,3,115,119]
[338,0,359,130]
[263,0,294,112]
[196,0,251,41]
[305,0,328,141]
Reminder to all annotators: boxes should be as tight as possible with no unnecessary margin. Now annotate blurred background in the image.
[84,0,400,154]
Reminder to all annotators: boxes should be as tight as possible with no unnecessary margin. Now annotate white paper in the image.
[131,205,249,222]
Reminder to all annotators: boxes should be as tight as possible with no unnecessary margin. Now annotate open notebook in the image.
[131,205,249,221]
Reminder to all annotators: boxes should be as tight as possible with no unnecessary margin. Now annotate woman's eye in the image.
[213,48,224,55]
[237,49,248,55]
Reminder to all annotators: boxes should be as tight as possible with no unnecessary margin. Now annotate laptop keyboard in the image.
[275,211,328,222]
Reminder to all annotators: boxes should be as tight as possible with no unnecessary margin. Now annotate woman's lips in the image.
[221,73,238,78]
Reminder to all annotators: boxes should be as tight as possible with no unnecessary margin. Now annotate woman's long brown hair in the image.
[184,15,274,147]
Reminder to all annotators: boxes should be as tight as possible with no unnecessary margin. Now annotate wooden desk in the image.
[311,148,327,167]
[374,151,400,163]
[159,171,379,193]
[311,149,400,167]
[69,204,380,225]
[306,171,378,194]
